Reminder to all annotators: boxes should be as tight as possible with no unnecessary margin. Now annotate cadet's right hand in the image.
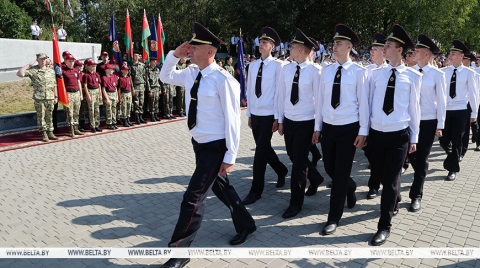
[278,123,284,136]
[106,100,111,105]
[173,42,191,58]
[312,131,321,144]
[87,96,92,103]
[248,117,252,129]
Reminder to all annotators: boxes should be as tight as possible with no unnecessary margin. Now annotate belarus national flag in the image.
[157,14,165,64]
[141,9,151,62]
[124,9,133,60]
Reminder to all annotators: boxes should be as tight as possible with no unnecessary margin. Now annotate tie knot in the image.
[454,68,457,72]
[419,68,423,73]
[296,65,301,71]
[337,66,342,71]
[391,68,396,72]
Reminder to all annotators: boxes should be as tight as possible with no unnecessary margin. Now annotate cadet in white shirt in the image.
[439,40,478,182]
[368,24,421,246]
[159,22,256,268]
[277,28,324,219]
[365,33,388,200]
[408,34,447,212]
[30,19,42,40]
[312,24,369,236]
[243,27,288,205]
[460,53,479,158]
[57,23,67,42]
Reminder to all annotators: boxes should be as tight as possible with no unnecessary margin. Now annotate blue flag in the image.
[150,14,158,61]
[236,35,247,106]
[108,14,122,66]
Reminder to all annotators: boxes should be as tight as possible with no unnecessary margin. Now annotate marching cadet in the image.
[242,26,289,205]
[368,24,421,246]
[118,65,134,127]
[460,53,479,158]
[440,40,478,181]
[159,22,256,268]
[312,24,369,235]
[365,33,387,200]
[16,53,58,142]
[101,64,119,130]
[81,59,102,133]
[176,57,187,117]
[145,57,161,122]
[131,51,148,124]
[404,49,417,67]
[408,34,447,212]
[62,53,85,137]
[277,28,324,219]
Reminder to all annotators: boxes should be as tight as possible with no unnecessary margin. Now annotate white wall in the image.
[0,38,102,72]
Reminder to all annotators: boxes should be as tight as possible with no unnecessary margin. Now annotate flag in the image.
[52,26,69,108]
[236,32,247,106]
[157,14,165,63]
[46,0,53,12]
[149,14,158,61]
[65,0,74,18]
[109,14,122,66]
[124,9,133,60]
[141,9,151,62]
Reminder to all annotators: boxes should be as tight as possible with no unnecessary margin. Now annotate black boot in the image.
[79,120,86,131]
[122,119,130,127]
[154,113,161,122]
[135,114,141,125]
[151,113,157,122]
[127,118,134,126]
[139,115,147,124]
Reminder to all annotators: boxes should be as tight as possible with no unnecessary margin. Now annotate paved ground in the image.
[1,110,480,267]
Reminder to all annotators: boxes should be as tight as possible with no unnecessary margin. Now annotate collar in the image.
[333,59,353,70]
[387,63,407,73]
[200,61,217,77]
[454,64,465,72]
[261,55,274,65]
[414,63,432,72]
[296,60,311,69]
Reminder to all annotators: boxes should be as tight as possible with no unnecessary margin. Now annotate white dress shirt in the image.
[369,64,421,143]
[246,55,283,118]
[30,24,41,36]
[57,28,67,40]
[443,65,478,118]
[230,36,238,45]
[277,60,321,123]
[315,60,370,135]
[160,51,241,164]
[413,63,447,129]
[366,62,388,78]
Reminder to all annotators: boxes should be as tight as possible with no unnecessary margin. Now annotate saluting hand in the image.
[173,42,191,58]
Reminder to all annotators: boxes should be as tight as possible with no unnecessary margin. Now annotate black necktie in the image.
[290,65,300,105]
[383,68,396,115]
[450,69,457,99]
[187,72,202,130]
[419,68,423,73]
[331,66,342,109]
[255,62,263,98]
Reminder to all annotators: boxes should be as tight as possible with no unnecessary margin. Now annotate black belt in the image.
[66,89,79,93]
[106,89,117,93]
[121,90,131,93]
[88,86,99,90]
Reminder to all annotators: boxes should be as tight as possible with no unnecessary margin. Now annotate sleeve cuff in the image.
[358,127,369,136]
[223,153,236,165]
[471,113,478,119]
[410,134,419,144]
[437,122,444,129]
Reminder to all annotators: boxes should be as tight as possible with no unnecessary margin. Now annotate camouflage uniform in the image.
[88,88,101,128]
[175,63,186,115]
[224,63,235,77]
[161,83,174,116]
[67,91,81,126]
[22,66,56,132]
[131,61,147,114]
[146,65,161,114]
[105,92,118,124]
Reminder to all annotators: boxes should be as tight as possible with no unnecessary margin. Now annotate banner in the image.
[124,9,133,60]
[51,27,69,108]
[141,9,151,62]
[236,31,247,106]
[109,14,122,65]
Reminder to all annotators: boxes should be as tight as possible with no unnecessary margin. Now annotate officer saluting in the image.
[312,24,369,235]
[277,28,324,219]
[159,22,256,268]
[243,26,288,205]
[439,40,478,181]
[408,34,447,212]
[368,24,421,246]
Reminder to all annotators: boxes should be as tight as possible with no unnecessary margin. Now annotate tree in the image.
[0,0,32,39]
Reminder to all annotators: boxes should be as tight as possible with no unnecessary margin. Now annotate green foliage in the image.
[6,0,480,53]
[0,0,32,39]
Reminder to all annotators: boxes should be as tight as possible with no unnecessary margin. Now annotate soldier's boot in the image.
[151,113,157,122]
[139,114,147,124]
[41,131,49,142]
[135,114,141,125]
[47,131,59,140]
[74,126,84,135]
[122,119,130,127]
[79,120,86,131]
[69,126,75,137]
[154,113,161,122]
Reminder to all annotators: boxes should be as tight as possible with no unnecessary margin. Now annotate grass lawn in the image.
[0,79,35,115]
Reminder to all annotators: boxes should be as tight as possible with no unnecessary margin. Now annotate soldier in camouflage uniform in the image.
[224,56,235,77]
[146,57,161,122]
[161,82,175,120]
[175,58,186,117]
[131,51,147,124]
[62,54,84,137]
[17,53,58,142]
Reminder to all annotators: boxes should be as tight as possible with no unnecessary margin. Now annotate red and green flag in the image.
[157,13,165,64]
[141,9,151,62]
[51,26,69,107]
[46,0,53,12]
[124,9,133,60]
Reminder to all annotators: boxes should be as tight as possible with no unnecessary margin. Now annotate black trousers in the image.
[408,119,437,199]
[249,114,287,196]
[283,118,322,208]
[168,138,255,247]
[52,102,58,131]
[475,105,480,146]
[461,103,473,156]
[321,122,359,224]
[369,128,408,231]
[440,109,467,172]
[310,143,322,160]
[364,138,380,190]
